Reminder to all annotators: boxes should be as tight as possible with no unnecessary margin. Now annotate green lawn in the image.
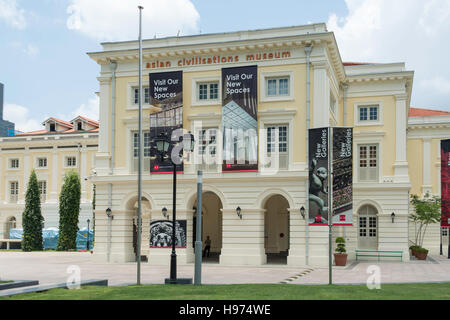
[0,281,12,284]
[2,283,450,300]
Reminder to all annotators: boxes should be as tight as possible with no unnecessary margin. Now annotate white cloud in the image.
[57,95,99,123]
[0,0,26,29]
[23,44,39,57]
[328,0,450,110]
[66,0,200,41]
[4,103,43,133]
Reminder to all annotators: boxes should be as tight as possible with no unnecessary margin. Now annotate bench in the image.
[0,239,22,250]
[356,250,403,262]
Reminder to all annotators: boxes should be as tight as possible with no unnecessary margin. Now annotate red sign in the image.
[441,139,450,228]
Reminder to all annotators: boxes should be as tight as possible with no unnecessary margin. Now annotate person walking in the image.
[203,236,211,258]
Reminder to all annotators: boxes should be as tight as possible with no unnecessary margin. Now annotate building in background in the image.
[0,83,15,137]
[0,116,98,239]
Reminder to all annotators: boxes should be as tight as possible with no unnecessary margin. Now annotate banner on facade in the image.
[221,65,258,172]
[441,139,450,228]
[150,220,187,248]
[308,127,330,225]
[149,70,183,174]
[332,127,353,225]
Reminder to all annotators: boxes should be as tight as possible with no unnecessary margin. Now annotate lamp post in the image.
[86,219,90,251]
[155,132,194,284]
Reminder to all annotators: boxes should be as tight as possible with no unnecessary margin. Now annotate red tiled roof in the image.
[44,117,73,128]
[71,115,99,127]
[409,107,450,117]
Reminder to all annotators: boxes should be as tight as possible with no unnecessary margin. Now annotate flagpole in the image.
[137,5,144,286]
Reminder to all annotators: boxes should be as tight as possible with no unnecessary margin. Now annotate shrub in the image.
[335,237,346,254]
[22,170,44,251]
[57,171,81,251]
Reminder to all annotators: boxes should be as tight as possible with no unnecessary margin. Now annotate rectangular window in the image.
[266,125,289,169]
[359,144,378,182]
[359,105,379,122]
[38,181,47,203]
[197,82,219,101]
[133,87,150,104]
[266,77,289,96]
[66,156,76,167]
[132,131,151,172]
[10,159,19,169]
[10,181,19,203]
[37,158,47,168]
[196,128,218,172]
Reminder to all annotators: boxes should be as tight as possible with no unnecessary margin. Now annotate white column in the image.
[48,147,58,203]
[21,147,30,204]
[422,138,432,195]
[219,208,267,266]
[287,208,307,266]
[394,94,409,183]
[81,144,87,201]
[98,78,110,154]
[312,61,330,128]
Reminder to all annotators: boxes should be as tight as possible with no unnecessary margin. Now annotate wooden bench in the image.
[0,239,22,250]
[356,250,403,262]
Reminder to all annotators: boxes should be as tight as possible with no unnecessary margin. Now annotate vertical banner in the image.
[150,220,187,248]
[222,65,258,172]
[332,127,353,225]
[308,127,330,225]
[149,71,183,174]
[441,139,450,229]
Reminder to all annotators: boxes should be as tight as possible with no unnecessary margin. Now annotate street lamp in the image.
[86,219,90,251]
[162,207,168,219]
[106,208,113,219]
[300,206,306,220]
[155,131,195,284]
[236,206,242,219]
[391,212,395,223]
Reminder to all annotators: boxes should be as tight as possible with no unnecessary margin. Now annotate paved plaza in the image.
[0,252,450,292]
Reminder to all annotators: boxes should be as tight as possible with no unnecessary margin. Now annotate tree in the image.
[57,171,81,251]
[22,170,44,251]
[410,193,441,248]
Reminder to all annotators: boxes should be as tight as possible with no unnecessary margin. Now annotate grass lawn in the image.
[0,281,12,284]
[2,283,450,300]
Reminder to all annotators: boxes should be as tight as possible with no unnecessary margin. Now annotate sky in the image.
[0,0,449,132]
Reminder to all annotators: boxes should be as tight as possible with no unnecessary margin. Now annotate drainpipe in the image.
[305,45,312,266]
[342,83,349,126]
[107,60,117,263]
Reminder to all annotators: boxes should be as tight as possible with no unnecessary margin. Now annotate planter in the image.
[415,251,428,260]
[334,253,348,266]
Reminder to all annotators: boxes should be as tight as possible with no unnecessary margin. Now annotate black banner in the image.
[441,139,450,228]
[149,71,183,174]
[308,127,330,225]
[222,65,258,172]
[150,220,187,248]
[332,127,353,225]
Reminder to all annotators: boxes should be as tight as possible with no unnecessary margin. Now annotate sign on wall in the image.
[150,220,187,248]
[332,127,353,225]
[221,65,258,172]
[308,127,330,225]
[441,139,450,229]
[149,71,183,174]
[308,127,354,226]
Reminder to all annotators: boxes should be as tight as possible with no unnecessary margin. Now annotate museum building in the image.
[84,23,448,267]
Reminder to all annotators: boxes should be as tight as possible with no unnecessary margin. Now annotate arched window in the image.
[6,217,16,239]
[358,205,378,250]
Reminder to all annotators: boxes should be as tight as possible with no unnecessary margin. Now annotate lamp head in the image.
[300,206,306,219]
[236,206,242,219]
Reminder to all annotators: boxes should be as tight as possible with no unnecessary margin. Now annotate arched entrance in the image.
[192,192,223,263]
[4,217,16,239]
[264,195,290,264]
[125,197,151,262]
[358,204,378,250]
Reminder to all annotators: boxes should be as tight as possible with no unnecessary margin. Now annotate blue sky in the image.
[1,0,449,132]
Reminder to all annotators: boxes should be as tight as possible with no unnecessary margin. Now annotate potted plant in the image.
[415,247,429,260]
[409,245,419,257]
[334,237,348,266]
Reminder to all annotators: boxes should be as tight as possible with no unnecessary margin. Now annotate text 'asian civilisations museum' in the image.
[84,23,449,267]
